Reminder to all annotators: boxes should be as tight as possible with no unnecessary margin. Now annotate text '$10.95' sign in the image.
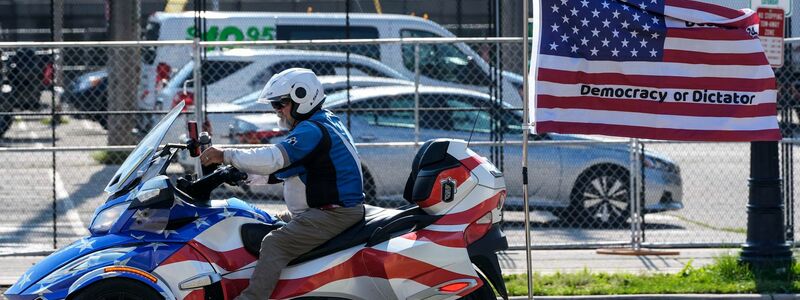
[185,25,276,41]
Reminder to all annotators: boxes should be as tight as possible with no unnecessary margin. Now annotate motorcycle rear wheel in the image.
[71,278,162,300]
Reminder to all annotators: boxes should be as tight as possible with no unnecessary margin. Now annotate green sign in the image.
[185,25,276,41]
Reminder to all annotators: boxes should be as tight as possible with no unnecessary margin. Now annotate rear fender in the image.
[69,266,176,299]
[467,224,508,300]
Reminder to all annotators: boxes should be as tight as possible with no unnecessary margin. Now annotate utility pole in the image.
[740,8,793,274]
[740,141,793,272]
[107,0,140,146]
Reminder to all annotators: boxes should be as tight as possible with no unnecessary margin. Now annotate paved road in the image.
[0,248,739,285]
[1,115,796,255]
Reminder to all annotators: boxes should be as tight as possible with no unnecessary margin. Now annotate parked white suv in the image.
[139,48,407,131]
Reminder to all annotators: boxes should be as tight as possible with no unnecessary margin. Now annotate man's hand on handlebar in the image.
[200,146,224,166]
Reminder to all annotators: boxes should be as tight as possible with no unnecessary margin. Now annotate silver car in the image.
[176,76,414,170]
[229,85,683,226]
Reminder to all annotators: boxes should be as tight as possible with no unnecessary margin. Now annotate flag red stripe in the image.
[667,28,751,41]
[537,95,777,118]
[536,121,782,141]
[189,240,258,272]
[537,68,775,92]
[662,49,769,66]
[436,192,502,225]
[401,229,466,248]
[272,248,474,299]
[666,0,743,19]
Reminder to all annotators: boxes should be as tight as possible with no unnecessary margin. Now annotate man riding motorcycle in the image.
[199,68,365,300]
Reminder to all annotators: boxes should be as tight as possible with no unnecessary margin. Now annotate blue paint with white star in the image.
[4,189,275,300]
[541,0,667,61]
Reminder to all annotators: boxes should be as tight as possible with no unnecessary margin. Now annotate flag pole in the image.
[521,0,534,298]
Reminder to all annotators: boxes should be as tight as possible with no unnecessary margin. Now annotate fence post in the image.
[414,42,420,145]
[629,139,644,250]
[192,36,204,177]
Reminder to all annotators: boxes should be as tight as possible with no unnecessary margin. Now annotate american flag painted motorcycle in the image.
[5,102,509,300]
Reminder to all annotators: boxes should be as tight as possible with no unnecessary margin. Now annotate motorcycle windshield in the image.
[104,102,185,194]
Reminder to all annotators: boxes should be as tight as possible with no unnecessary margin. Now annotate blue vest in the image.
[273,110,365,207]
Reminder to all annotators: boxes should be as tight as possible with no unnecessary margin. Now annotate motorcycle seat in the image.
[240,205,427,265]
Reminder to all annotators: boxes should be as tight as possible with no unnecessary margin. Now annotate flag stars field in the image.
[531,0,781,141]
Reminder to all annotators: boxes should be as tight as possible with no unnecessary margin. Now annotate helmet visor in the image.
[270,97,292,110]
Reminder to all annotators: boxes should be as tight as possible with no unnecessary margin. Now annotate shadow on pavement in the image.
[502,219,685,230]
[0,164,116,247]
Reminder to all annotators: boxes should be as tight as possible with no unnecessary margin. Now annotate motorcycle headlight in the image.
[89,202,130,234]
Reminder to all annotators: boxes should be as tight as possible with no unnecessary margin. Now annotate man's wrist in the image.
[222,149,231,165]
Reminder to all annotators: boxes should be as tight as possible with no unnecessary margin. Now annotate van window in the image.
[276,25,380,59]
[141,21,161,64]
[400,30,490,86]
[144,21,161,41]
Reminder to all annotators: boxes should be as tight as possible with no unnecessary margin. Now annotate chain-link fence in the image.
[1,34,798,254]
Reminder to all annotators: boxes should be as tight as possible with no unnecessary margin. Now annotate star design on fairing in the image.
[171,198,186,209]
[192,213,209,229]
[162,230,178,238]
[130,233,145,240]
[133,208,152,223]
[218,208,235,219]
[114,256,132,266]
[76,238,95,253]
[34,286,52,298]
[146,242,168,252]
[17,272,31,286]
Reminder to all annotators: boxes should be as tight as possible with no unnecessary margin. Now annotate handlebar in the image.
[177,165,248,202]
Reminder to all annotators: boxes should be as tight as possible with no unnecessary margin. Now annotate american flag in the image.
[530,0,781,141]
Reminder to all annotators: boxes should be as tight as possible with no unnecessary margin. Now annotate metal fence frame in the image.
[0,36,797,255]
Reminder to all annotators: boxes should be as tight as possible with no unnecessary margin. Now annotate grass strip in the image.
[40,116,69,126]
[504,254,799,296]
[666,213,746,234]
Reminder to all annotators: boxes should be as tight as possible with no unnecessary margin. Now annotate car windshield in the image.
[104,102,185,194]
[230,91,260,106]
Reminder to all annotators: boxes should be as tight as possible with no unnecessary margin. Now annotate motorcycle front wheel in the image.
[71,278,163,300]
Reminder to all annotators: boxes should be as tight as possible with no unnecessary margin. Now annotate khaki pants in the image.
[235,205,364,300]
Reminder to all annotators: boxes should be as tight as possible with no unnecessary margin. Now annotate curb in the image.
[508,295,800,299]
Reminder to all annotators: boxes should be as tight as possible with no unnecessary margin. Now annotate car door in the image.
[414,93,561,207]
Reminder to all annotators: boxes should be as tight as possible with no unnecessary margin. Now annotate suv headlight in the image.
[643,156,678,173]
[89,202,130,234]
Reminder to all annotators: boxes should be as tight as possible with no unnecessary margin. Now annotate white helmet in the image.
[257,68,325,121]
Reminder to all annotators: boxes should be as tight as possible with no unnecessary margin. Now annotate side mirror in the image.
[183,79,194,92]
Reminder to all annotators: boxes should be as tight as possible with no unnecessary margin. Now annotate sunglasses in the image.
[270,99,291,110]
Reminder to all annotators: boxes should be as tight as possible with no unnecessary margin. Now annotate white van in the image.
[139,11,523,118]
